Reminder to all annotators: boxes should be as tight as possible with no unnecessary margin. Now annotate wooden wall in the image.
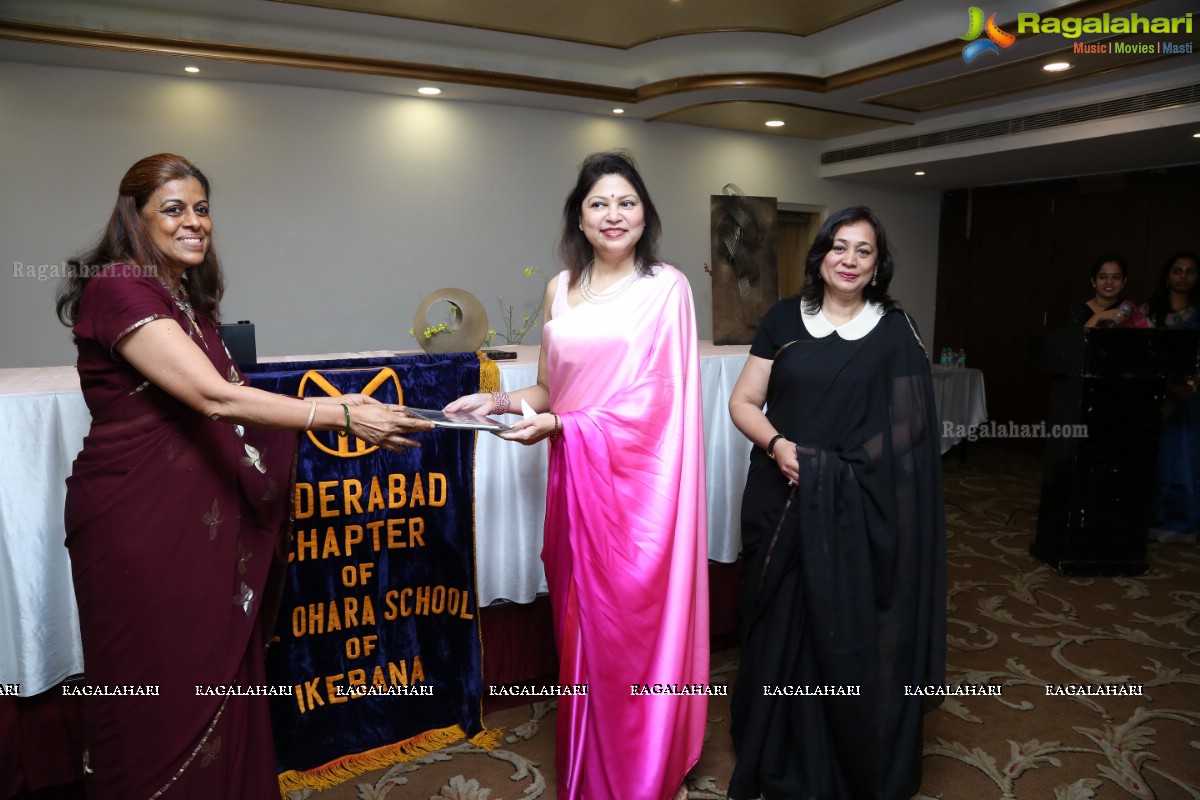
[934,164,1200,425]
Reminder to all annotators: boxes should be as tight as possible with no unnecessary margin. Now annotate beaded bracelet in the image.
[551,413,561,443]
[491,391,511,415]
[304,399,318,430]
[339,403,351,437]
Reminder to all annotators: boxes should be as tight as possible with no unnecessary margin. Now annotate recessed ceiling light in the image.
[1043,62,1071,72]
[914,171,926,176]
[612,108,625,114]
[184,66,200,74]
[765,120,785,128]
[417,87,442,95]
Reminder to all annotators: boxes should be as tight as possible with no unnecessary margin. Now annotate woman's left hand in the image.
[772,437,799,485]
[496,412,557,446]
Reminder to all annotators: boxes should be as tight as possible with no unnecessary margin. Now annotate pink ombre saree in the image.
[541,264,709,800]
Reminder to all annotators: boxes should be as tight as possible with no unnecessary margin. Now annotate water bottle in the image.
[958,348,967,368]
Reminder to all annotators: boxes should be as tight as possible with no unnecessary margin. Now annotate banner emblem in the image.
[298,368,404,458]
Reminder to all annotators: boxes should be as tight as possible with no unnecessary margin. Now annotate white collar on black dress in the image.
[801,300,885,340]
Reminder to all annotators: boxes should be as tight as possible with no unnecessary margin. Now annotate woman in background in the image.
[727,206,945,800]
[57,153,430,798]
[1069,255,1148,328]
[1144,250,1200,544]
[447,151,708,800]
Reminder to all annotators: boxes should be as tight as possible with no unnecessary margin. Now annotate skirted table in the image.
[0,343,753,699]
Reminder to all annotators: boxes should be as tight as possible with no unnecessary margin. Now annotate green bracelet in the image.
[339,402,351,437]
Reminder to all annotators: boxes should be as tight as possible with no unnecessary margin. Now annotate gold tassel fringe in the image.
[277,723,504,797]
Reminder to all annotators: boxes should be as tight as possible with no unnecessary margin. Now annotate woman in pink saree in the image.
[57,153,431,798]
[448,151,708,799]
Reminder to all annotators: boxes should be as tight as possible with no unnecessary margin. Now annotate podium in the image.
[1029,327,1199,575]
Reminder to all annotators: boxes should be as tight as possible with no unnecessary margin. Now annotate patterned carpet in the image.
[302,444,1200,800]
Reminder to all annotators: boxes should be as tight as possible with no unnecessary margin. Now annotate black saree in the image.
[730,303,946,800]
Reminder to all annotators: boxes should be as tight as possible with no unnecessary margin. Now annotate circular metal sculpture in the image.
[412,288,489,354]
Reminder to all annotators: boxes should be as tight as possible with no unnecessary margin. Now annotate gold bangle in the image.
[304,399,318,430]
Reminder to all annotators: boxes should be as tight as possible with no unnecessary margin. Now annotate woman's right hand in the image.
[444,392,494,415]
[348,404,434,451]
[1086,307,1123,328]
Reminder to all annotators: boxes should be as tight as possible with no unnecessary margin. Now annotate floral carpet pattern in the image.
[304,445,1200,800]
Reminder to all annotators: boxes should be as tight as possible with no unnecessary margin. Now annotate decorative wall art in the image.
[710,185,778,345]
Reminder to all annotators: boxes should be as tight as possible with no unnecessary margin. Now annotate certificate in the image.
[405,407,513,432]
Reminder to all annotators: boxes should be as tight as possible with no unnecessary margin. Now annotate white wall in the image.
[0,60,942,368]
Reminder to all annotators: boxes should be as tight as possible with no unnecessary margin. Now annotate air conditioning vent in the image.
[822,83,1200,165]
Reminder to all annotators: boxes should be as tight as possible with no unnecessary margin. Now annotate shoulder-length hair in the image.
[1146,250,1200,326]
[56,153,224,326]
[557,150,662,288]
[799,205,896,312]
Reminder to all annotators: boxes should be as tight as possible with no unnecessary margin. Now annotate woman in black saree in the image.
[726,206,946,800]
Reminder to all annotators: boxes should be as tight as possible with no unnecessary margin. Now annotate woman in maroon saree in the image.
[58,153,431,799]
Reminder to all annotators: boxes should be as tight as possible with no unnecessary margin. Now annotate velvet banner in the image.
[243,353,501,794]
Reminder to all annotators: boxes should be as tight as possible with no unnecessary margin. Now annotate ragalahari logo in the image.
[961,7,1017,62]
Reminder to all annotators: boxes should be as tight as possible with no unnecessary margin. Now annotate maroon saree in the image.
[65,266,295,799]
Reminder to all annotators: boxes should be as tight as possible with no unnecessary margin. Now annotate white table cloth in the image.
[0,344,752,695]
[473,344,752,605]
[0,367,91,696]
[931,365,989,453]
[0,349,991,696]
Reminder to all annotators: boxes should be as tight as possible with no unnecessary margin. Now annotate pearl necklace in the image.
[580,260,642,305]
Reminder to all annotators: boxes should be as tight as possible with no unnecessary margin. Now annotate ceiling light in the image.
[1042,62,1071,72]
[417,87,442,95]
[1193,132,1200,138]
[184,66,200,74]
[612,108,625,114]
[764,120,785,128]
[914,171,926,176]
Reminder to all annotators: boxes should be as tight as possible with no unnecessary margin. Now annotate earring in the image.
[578,222,582,230]
[871,271,877,286]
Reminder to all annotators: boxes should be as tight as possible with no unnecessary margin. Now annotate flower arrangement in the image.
[409,309,459,344]
[407,271,543,351]
[485,267,545,346]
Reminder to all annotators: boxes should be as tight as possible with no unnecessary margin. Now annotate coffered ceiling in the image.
[1,0,1197,188]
